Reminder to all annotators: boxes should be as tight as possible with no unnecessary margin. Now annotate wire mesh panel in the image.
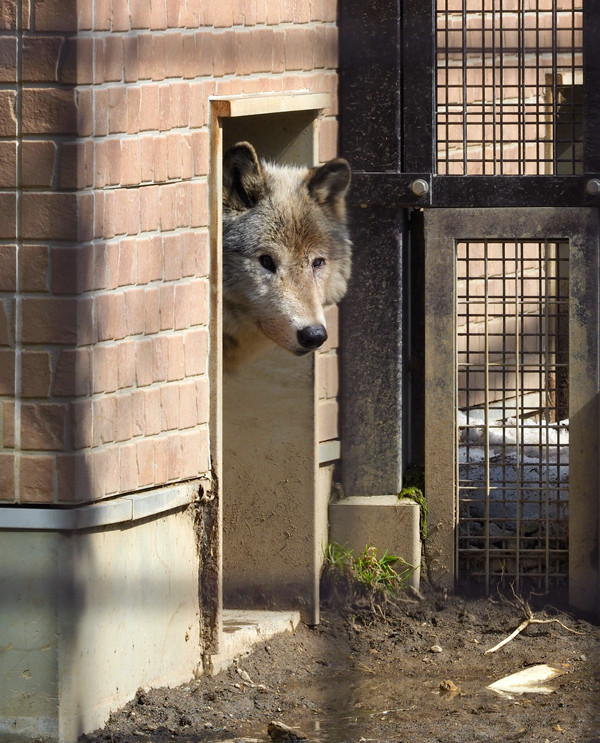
[436,0,583,176]
[456,239,569,594]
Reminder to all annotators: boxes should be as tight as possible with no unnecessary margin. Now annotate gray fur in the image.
[222,142,352,372]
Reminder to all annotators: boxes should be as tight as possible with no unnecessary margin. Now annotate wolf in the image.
[222,141,352,372]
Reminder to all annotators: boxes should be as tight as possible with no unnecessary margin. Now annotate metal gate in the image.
[339,0,600,612]
[412,0,600,612]
[424,209,598,611]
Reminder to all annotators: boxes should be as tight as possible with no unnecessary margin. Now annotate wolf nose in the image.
[297,324,328,350]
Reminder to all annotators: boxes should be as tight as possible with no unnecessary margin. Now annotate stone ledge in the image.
[0,480,205,531]
[210,610,301,676]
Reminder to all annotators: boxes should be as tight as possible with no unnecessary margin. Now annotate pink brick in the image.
[181,429,201,478]
[0,452,14,501]
[20,455,55,503]
[2,401,15,447]
[115,394,133,442]
[190,130,209,176]
[104,35,123,81]
[108,86,127,133]
[111,0,130,31]
[123,37,139,83]
[104,344,121,389]
[72,399,93,449]
[135,338,154,387]
[94,396,116,445]
[140,138,155,182]
[190,180,208,227]
[153,136,167,183]
[106,240,119,289]
[121,138,140,185]
[152,36,167,80]
[21,402,67,451]
[144,287,160,334]
[166,132,182,180]
[165,32,183,77]
[167,334,185,381]
[125,287,145,336]
[153,437,168,484]
[160,384,179,430]
[175,182,191,228]
[117,340,136,389]
[167,434,182,481]
[132,390,144,436]
[158,84,172,131]
[195,376,210,424]
[55,348,91,397]
[189,81,205,128]
[139,84,159,130]
[118,238,137,286]
[94,87,108,136]
[163,234,182,281]
[179,380,197,428]
[159,285,174,330]
[171,81,190,128]
[94,0,110,30]
[184,327,208,376]
[198,426,210,473]
[119,443,137,492]
[144,387,161,435]
[92,346,106,394]
[0,348,14,395]
[127,86,141,133]
[173,283,191,331]
[152,335,168,382]
[189,278,209,326]
[136,439,154,487]
[96,293,116,341]
[20,245,48,292]
[131,1,151,28]
[140,185,160,231]
[138,235,163,283]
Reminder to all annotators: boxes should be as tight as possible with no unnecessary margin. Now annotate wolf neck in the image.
[223,299,275,373]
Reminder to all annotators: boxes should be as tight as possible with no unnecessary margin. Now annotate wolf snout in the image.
[297,324,328,351]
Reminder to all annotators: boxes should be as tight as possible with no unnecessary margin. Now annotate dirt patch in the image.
[80,590,599,743]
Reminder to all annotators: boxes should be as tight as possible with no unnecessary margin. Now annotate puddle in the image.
[236,671,522,743]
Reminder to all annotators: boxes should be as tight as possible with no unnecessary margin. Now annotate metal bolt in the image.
[410,178,429,196]
[585,179,600,196]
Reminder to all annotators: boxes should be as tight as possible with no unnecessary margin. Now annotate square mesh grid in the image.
[436,0,583,175]
[456,240,569,593]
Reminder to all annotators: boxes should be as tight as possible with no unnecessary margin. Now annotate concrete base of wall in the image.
[0,495,202,743]
[328,496,421,590]
[210,609,301,675]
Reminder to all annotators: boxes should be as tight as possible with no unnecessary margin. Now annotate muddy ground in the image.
[81,587,599,743]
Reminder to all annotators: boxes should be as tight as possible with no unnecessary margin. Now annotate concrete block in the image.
[328,496,421,590]
[0,505,201,743]
[210,609,300,675]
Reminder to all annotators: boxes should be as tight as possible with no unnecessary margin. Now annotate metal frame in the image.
[425,207,598,614]
[360,0,600,209]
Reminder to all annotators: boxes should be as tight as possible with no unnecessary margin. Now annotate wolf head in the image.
[222,141,352,372]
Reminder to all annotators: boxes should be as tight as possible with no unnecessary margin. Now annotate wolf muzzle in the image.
[296,324,328,351]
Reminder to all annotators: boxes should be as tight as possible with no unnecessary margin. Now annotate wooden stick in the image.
[485,617,585,654]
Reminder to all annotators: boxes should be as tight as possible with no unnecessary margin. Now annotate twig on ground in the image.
[485,584,585,654]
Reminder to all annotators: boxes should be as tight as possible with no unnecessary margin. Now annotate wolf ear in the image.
[307,159,351,214]
[223,142,265,211]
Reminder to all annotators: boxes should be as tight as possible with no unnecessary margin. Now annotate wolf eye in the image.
[312,257,326,269]
[259,255,276,273]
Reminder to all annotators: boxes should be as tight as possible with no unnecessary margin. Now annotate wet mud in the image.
[80,591,600,743]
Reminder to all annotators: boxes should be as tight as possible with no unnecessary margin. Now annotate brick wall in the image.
[0,0,340,505]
